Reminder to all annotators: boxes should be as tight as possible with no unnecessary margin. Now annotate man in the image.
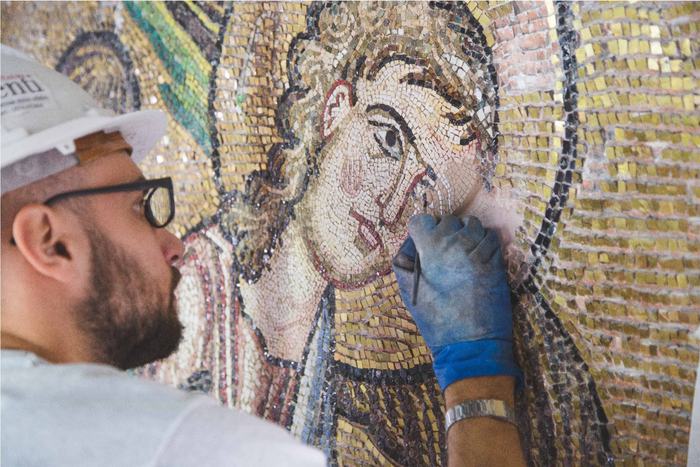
[1,44,524,466]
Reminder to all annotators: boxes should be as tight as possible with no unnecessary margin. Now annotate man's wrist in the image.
[443,376,526,467]
[444,375,516,408]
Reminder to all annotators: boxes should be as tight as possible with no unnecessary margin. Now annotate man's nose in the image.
[157,228,185,266]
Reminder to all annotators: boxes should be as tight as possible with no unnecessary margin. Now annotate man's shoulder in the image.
[1,349,209,410]
[1,350,215,466]
[1,350,326,466]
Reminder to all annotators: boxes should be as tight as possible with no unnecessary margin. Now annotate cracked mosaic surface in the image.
[3,1,698,465]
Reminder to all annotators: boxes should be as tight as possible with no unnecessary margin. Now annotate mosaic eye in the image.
[370,123,404,161]
[385,129,396,147]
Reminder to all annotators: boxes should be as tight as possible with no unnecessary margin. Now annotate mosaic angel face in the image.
[300,57,487,287]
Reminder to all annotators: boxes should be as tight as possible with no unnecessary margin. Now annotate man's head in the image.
[1,133,185,369]
[1,45,183,369]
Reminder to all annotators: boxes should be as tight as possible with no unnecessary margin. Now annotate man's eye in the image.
[133,195,146,214]
[372,126,403,161]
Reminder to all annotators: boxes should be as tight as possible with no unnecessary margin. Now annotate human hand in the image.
[392,214,521,390]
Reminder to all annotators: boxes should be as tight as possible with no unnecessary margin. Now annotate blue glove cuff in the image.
[432,339,523,392]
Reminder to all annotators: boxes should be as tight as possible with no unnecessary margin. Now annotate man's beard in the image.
[77,227,183,370]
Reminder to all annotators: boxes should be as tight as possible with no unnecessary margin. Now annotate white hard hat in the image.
[1,44,166,194]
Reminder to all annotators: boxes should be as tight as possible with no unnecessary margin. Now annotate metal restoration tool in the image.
[412,193,428,305]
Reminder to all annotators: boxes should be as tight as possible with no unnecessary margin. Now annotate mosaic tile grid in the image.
[546,3,700,464]
[2,1,698,465]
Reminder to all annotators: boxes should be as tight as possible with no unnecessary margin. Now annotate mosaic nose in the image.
[339,149,364,198]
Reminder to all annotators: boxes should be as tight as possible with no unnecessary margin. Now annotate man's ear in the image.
[321,80,353,140]
[12,204,77,283]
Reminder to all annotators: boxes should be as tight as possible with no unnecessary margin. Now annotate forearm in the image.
[444,376,525,467]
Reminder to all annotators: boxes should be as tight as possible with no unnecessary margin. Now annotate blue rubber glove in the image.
[392,214,522,391]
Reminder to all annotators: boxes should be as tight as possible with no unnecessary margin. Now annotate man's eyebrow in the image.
[122,175,148,195]
[366,103,416,145]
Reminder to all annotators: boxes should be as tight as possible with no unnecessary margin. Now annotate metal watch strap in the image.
[445,399,517,432]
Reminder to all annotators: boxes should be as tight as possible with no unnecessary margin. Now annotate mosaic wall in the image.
[2,1,698,465]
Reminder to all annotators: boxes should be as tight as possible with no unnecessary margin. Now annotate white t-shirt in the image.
[688,327,700,467]
[1,350,325,467]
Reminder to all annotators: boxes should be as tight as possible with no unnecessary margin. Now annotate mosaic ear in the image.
[321,80,353,140]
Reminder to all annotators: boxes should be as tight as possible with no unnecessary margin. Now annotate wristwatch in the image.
[445,399,517,432]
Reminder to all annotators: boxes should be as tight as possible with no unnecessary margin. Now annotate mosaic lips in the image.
[350,208,383,254]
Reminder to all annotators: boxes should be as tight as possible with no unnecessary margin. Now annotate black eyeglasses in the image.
[9,177,176,246]
[44,177,176,228]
